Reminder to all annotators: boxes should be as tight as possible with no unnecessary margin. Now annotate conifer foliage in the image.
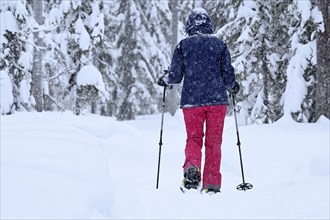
[0,0,328,123]
[215,0,326,124]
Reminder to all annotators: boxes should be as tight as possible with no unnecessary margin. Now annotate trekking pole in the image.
[156,86,167,189]
[232,95,253,191]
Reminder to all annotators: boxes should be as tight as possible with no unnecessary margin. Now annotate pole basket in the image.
[237,182,253,191]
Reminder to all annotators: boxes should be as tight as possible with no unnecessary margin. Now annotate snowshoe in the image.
[201,185,221,195]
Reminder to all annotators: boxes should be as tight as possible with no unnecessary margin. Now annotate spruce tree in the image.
[115,0,171,120]
[115,1,140,120]
[217,0,263,124]
[255,0,289,123]
[283,0,324,122]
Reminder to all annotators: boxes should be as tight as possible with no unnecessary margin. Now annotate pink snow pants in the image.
[182,105,227,189]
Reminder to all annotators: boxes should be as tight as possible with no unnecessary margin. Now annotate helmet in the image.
[185,8,213,35]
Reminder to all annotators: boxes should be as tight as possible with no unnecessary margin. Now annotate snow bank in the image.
[1,111,329,219]
[1,112,113,219]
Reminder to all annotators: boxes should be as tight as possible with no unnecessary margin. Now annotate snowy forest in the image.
[0,0,329,124]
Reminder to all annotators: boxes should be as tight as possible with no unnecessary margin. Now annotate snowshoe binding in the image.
[180,167,201,193]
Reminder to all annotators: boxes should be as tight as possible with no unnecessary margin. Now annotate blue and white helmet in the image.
[185,8,213,35]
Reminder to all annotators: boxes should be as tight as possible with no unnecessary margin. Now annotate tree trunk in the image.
[32,0,44,112]
[316,0,330,120]
[166,0,180,116]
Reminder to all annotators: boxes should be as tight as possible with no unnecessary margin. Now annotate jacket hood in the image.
[185,8,213,36]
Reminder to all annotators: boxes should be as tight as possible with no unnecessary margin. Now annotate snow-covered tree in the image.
[202,0,241,31]
[217,0,263,124]
[0,0,35,112]
[138,0,172,115]
[42,0,71,111]
[114,0,171,120]
[75,64,109,114]
[218,0,324,124]
[114,1,142,120]
[254,0,291,123]
[45,0,109,114]
[282,0,324,122]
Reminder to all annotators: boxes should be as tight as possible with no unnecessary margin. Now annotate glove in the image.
[157,76,167,87]
[229,82,240,95]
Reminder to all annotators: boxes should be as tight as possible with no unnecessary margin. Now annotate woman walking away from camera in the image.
[158,8,239,194]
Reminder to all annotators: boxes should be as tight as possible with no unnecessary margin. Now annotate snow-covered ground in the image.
[1,111,329,219]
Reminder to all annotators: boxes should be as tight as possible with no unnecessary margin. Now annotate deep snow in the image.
[1,111,329,219]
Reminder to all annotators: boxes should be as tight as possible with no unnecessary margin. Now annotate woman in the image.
[158,8,239,193]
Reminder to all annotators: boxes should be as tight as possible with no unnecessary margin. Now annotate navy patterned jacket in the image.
[164,9,237,108]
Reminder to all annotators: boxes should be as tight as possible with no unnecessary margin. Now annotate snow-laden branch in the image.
[32,24,58,33]
[48,67,78,81]
[17,36,47,51]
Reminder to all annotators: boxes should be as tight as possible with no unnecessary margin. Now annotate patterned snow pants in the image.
[182,105,227,189]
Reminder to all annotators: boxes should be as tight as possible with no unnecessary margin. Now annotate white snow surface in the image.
[0,10,18,45]
[1,111,329,219]
[191,7,209,16]
[0,70,13,114]
[74,17,91,51]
